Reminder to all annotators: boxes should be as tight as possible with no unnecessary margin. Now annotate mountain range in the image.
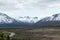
[17,16,38,23]
[0,12,36,28]
[0,12,60,28]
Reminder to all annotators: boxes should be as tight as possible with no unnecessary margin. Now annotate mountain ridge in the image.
[34,13,60,28]
[0,12,35,28]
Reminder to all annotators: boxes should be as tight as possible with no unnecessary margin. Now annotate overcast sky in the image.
[0,0,60,19]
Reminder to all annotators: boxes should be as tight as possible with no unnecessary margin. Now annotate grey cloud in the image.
[35,0,60,8]
[17,0,60,9]
[0,0,17,11]
[0,0,60,11]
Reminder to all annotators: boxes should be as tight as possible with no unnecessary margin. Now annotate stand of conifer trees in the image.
[0,32,10,40]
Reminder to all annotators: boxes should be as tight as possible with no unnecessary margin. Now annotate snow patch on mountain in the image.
[40,13,60,22]
[16,16,38,23]
[0,12,17,24]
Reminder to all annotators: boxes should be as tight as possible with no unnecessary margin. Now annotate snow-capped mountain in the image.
[0,12,17,24]
[0,12,36,28]
[17,16,38,23]
[39,13,60,22]
[34,13,60,28]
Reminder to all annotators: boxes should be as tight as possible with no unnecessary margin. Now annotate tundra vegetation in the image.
[0,28,60,40]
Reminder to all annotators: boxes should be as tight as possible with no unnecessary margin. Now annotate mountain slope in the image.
[0,13,16,24]
[0,13,24,27]
[34,13,60,28]
[0,12,34,28]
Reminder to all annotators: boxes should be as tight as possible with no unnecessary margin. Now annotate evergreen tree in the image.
[7,35,10,40]
[0,32,6,40]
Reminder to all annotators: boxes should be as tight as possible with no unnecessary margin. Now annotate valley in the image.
[0,0,60,40]
[0,28,60,40]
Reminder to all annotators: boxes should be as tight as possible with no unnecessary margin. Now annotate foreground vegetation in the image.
[0,28,60,40]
